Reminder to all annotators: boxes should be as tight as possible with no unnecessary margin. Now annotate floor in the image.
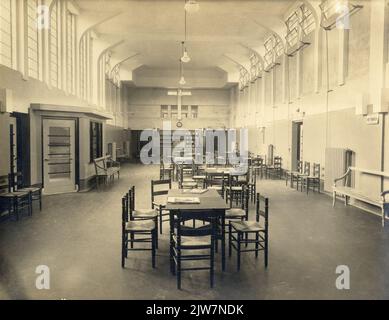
[1,164,389,300]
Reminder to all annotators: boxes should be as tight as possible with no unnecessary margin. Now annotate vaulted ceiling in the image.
[75,0,297,88]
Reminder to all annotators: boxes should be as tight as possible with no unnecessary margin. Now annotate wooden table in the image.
[166,189,229,271]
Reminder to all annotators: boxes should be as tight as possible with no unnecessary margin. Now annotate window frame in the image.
[90,121,103,163]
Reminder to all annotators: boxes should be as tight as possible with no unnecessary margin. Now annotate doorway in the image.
[291,121,303,171]
[42,118,77,195]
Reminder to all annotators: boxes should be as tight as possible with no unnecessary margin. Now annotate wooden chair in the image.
[0,175,32,221]
[9,172,42,211]
[247,167,257,202]
[226,185,249,221]
[171,210,216,289]
[177,164,198,189]
[225,170,248,205]
[266,156,282,179]
[229,193,269,271]
[93,155,120,189]
[305,163,321,194]
[160,161,173,180]
[251,157,264,179]
[298,161,311,192]
[223,187,249,251]
[151,179,171,234]
[130,186,159,248]
[204,172,225,198]
[121,192,157,269]
[288,160,303,188]
[192,165,206,188]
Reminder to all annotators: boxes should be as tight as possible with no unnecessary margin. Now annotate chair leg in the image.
[255,233,259,258]
[228,223,232,257]
[210,240,214,288]
[177,249,181,290]
[29,193,33,216]
[159,208,163,234]
[121,233,126,268]
[152,230,156,268]
[237,232,241,271]
[130,233,134,248]
[264,233,268,268]
[155,218,159,249]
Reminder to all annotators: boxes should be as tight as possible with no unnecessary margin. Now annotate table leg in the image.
[169,210,174,274]
[221,214,226,272]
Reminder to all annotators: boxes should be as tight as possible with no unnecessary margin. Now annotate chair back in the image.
[256,193,269,230]
[248,166,257,185]
[252,157,263,167]
[0,175,10,194]
[160,161,172,180]
[297,160,303,173]
[313,163,320,177]
[122,195,129,223]
[8,172,25,191]
[94,156,108,175]
[151,178,171,202]
[303,162,311,175]
[205,172,225,195]
[273,156,282,169]
[229,184,249,216]
[175,210,216,237]
[229,170,249,187]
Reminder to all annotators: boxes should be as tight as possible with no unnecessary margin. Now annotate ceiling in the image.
[75,0,295,87]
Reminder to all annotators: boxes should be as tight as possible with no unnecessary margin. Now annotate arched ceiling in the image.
[75,0,295,87]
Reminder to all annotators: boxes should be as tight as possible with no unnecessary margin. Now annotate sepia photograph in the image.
[0,0,388,309]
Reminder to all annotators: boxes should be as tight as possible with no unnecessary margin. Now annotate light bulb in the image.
[184,0,199,13]
[179,76,186,85]
[181,49,191,63]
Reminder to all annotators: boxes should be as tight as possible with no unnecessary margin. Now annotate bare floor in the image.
[1,164,389,299]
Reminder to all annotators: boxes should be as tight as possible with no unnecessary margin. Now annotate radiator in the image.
[324,148,350,192]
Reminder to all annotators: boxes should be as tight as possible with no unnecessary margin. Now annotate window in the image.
[161,105,168,118]
[285,4,315,50]
[249,54,261,81]
[27,0,39,79]
[66,10,76,94]
[191,105,198,119]
[285,11,300,48]
[264,34,284,69]
[181,105,188,118]
[300,4,315,35]
[80,31,94,102]
[0,0,12,68]
[171,105,178,119]
[90,121,103,162]
[50,0,59,87]
[80,36,86,99]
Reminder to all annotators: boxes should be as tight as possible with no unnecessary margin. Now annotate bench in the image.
[333,167,389,226]
[93,155,120,189]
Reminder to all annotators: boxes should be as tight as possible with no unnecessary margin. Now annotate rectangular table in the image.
[166,189,229,271]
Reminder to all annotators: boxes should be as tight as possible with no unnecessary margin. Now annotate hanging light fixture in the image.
[180,8,191,63]
[181,41,191,63]
[179,60,186,85]
[184,0,199,13]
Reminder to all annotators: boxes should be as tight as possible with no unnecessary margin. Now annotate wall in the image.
[232,1,389,198]
[0,65,89,114]
[126,87,231,130]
